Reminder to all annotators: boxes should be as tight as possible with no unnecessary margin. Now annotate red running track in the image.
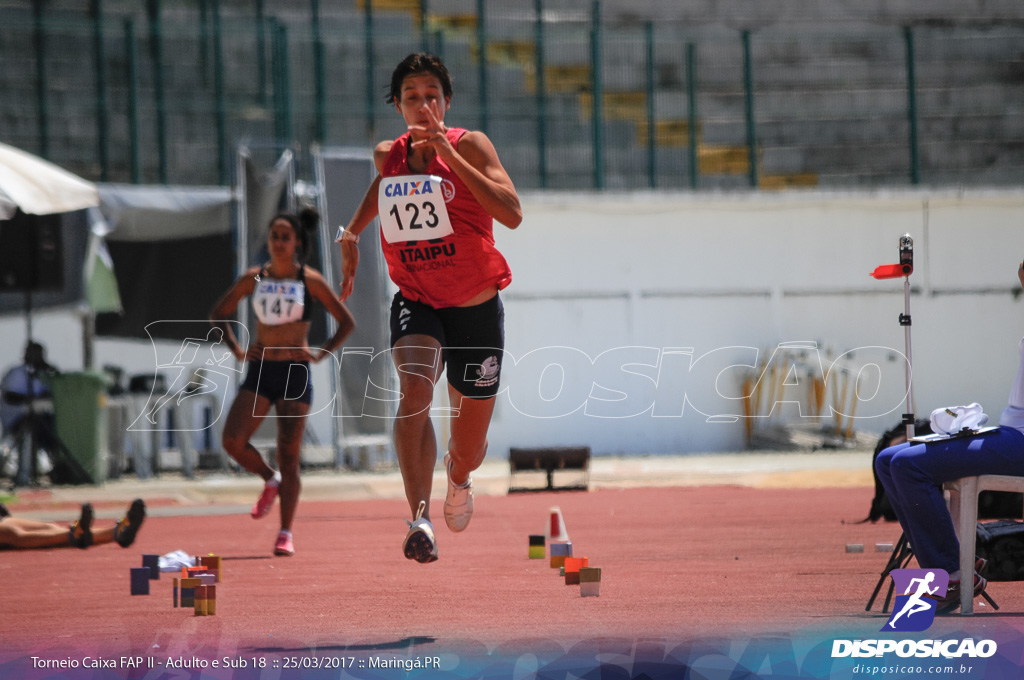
[2,486,1023,669]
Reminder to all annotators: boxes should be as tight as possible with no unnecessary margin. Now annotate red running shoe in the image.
[274,531,294,556]
[251,479,279,519]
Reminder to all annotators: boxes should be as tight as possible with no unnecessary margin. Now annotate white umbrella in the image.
[0,142,99,219]
[0,142,112,364]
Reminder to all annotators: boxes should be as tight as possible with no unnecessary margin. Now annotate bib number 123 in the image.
[378,174,454,244]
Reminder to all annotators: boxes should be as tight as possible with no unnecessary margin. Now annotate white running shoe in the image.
[402,500,438,563]
[443,453,474,532]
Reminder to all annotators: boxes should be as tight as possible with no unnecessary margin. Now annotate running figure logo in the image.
[883,568,949,632]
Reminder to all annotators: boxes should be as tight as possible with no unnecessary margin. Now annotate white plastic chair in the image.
[944,475,1024,614]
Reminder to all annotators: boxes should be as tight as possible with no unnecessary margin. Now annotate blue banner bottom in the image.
[4,620,1024,680]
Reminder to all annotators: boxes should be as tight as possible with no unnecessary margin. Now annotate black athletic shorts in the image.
[239,359,313,405]
[389,291,505,399]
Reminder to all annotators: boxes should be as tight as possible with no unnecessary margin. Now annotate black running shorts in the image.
[239,359,313,405]
[389,291,505,399]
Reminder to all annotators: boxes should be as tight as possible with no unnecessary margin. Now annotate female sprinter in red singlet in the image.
[337,53,522,563]
[211,209,355,556]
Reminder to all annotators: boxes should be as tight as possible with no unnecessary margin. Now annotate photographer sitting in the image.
[0,341,59,485]
[875,262,1024,613]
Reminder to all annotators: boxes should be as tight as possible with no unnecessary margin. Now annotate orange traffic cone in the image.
[546,506,570,543]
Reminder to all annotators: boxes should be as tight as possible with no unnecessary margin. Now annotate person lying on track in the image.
[0,499,145,550]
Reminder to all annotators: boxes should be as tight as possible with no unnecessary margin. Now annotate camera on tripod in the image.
[899,234,914,275]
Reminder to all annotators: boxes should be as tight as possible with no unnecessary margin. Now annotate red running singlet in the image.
[378,127,512,308]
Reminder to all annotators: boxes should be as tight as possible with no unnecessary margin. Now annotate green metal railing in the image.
[904,26,920,186]
[2,2,1022,190]
[123,17,141,184]
[91,0,109,181]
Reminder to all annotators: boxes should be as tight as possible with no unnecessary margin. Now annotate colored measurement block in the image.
[549,541,572,568]
[206,584,217,616]
[199,555,222,582]
[130,567,150,595]
[563,557,589,585]
[198,573,217,586]
[142,554,160,580]
[173,578,179,607]
[194,585,208,616]
[580,566,602,594]
[180,577,202,609]
[529,535,545,559]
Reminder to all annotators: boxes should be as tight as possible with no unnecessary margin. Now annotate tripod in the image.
[866,533,1001,613]
[2,365,92,487]
[864,236,999,613]
[866,534,913,613]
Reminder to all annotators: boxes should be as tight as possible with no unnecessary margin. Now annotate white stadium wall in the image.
[485,189,1024,455]
[1,189,1022,459]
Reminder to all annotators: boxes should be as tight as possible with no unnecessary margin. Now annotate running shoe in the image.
[114,499,146,548]
[69,503,94,549]
[402,500,438,563]
[933,572,987,614]
[274,531,294,556]
[251,478,279,519]
[443,453,474,532]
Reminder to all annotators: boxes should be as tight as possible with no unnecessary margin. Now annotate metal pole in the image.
[420,0,429,52]
[904,26,920,185]
[741,30,758,188]
[147,0,168,183]
[644,21,655,188]
[199,0,210,87]
[433,29,445,61]
[33,0,49,159]
[477,0,489,135]
[236,147,250,292]
[686,41,699,189]
[365,1,376,139]
[92,0,109,181]
[124,18,141,184]
[590,0,603,190]
[903,274,915,441]
[272,19,293,144]
[310,147,343,466]
[212,0,227,185]
[256,0,267,104]
[534,0,547,188]
[311,0,327,142]
[272,18,282,140]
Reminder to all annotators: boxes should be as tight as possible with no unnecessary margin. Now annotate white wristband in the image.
[335,227,359,244]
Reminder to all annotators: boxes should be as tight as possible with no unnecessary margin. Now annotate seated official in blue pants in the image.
[876,262,1024,613]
